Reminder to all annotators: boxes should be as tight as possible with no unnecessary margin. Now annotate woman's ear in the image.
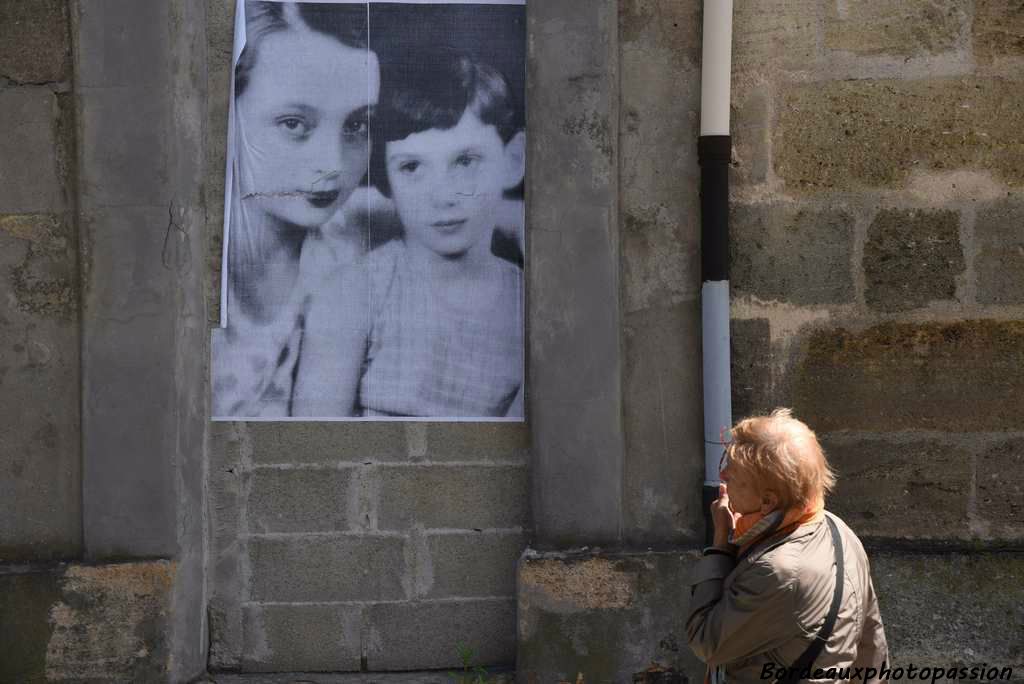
[760,490,780,515]
[502,131,526,190]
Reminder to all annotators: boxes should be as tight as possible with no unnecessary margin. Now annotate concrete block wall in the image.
[208,421,530,672]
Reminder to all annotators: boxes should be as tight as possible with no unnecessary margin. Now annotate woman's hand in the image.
[710,484,740,547]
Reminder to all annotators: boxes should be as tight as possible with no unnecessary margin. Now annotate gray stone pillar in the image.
[518,1,707,680]
[76,0,208,678]
[527,0,624,549]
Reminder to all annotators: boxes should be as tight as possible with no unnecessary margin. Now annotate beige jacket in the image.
[687,512,888,684]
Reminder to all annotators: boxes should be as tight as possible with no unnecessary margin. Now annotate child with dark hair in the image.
[363,52,525,417]
[293,51,526,417]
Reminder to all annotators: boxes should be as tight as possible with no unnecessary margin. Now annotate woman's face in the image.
[721,461,769,515]
[237,28,380,230]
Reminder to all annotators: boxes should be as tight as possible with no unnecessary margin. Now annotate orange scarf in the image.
[733,499,823,555]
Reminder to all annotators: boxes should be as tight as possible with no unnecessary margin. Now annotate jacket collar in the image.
[738,513,827,567]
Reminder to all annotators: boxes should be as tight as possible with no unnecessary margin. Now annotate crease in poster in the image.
[212,0,527,422]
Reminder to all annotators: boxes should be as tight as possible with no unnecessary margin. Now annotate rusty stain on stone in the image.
[0,214,63,245]
[560,111,612,160]
[793,320,1024,432]
[45,561,175,681]
[776,77,1024,191]
[2,213,75,320]
[520,557,637,610]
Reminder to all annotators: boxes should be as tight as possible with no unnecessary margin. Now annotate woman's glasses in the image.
[716,426,732,473]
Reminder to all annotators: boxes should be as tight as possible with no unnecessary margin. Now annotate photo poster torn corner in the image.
[213,0,527,422]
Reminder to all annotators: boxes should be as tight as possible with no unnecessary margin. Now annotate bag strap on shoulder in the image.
[781,515,845,684]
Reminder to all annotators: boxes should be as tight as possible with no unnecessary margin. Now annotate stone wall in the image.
[2,0,1022,680]
[728,0,1024,673]
[728,0,1024,544]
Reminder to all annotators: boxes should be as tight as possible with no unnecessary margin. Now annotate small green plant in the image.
[449,642,492,684]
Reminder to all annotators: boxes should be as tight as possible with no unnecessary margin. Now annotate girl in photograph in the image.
[212,1,379,418]
[293,52,526,418]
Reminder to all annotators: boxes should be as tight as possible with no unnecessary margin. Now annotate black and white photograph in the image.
[211,0,527,421]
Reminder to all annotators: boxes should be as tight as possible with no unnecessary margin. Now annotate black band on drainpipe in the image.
[699,135,731,284]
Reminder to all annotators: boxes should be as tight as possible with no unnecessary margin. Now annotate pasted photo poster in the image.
[212,0,526,421]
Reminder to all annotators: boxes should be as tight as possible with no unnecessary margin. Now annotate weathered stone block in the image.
[1,214,76,321]
[365,599,515,670]
[241,604,361,672]
[0,89,65,212]
[2,565,177,680]
[621,205,700,314]
[248,422,410,464]
[871,553,1024,668]
[207,597,242,672]
[824,437,971,539]
[0,0,70,83]
[730,317,773,420]
[425,531,526,599]
[977,439,1024,538]
[376,464,528,531]
[732,204,856,305]
[622,303,704,545]
[421,422,530,462]
[0,214,80,562]
[776,78,1024,191]
[46,562,175,682]
[619,0,700,66]
[974,0,1024,64]
[733,0,819,74]
[249,536,405,602]
[864,208,964,311]
[792,321,1024,432]
[975,200,1024,305]
[0,569,62,683]
[248,467,355,533]
[731,88,770,186]
[824,0,966,57]
[518,551,705,683]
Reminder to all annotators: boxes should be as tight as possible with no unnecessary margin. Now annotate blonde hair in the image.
[725,408,835,509]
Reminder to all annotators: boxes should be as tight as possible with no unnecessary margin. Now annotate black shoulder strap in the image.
[781,515,845,684]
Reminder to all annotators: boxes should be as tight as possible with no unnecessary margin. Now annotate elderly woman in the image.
[687,409,888,683]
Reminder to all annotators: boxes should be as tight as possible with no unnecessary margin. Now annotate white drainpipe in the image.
[699,0,734,542]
